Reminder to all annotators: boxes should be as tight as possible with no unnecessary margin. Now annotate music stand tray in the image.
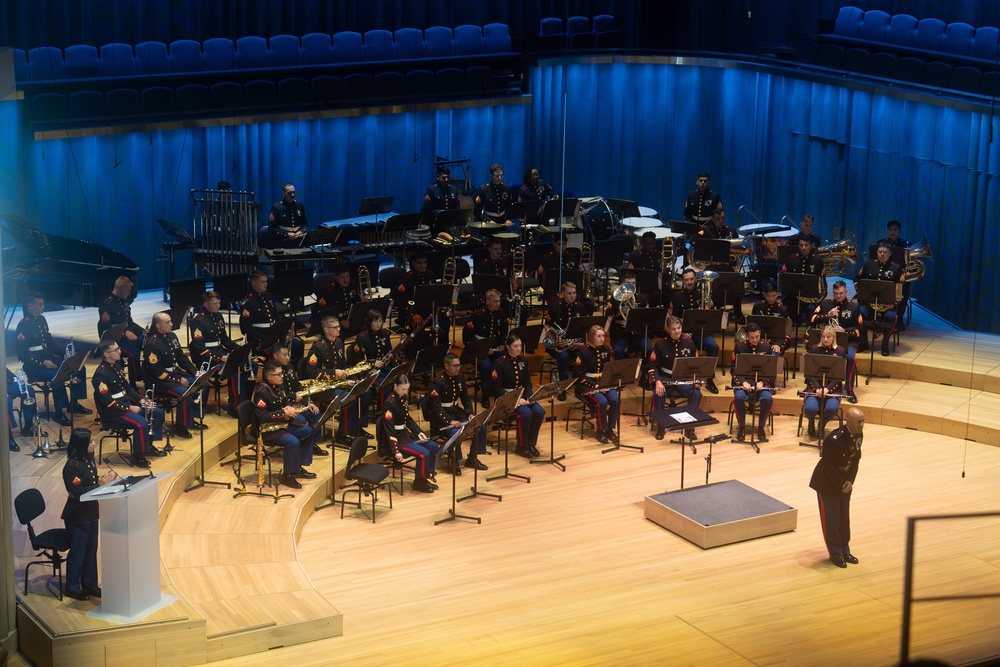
[381,361,415,390]
[96,322,129,349]
[460,338,499,365]
[606,198,641,219]
[540,198,580,222]
[855,279,901,307]
[648,405,720,490]
[217,344,252,381]
[682,309,725,335]
[412,343,451,377]
[358,196,394,216]
[625,307,668,335]
[156,218,196,242]
[594,237,635,269]
[631,269,660,296]
[485,387,529,484]
[256,318,294,349]
[413,284,456,312]
[507,200,542,223]
[867,245,906,267]
[711,271,745,308]
[434,208,474,230]
[435,407,495,525]
[595,357,641,388]
[509,324,544,354]
[747,315,790,343]
[530,377,577,403]
[542,269,584,295]
[377,213,422,236]
[52,350,90,389]
[778,273,823,302]
[691,239,731,266]
[347,298,391,332]
[564,316,606,341]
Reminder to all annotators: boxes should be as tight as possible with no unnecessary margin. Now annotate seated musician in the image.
[488,333,546,459]
[810,280,863,403]
[786,214,822,248]
[7,367,37,451]
[190,290,248,418]
[93,341,166,467]
[97,275,145,385]
[142,311,203,440]
[349,309,395,428]
[574,325,620,446]
[696,209,738,239]
[254,361,317,490]
[628,231,659,270]
[463,289,508,400]
[875,219,910,330]
[303,316,353,445]
[272,342,326,457]
[396,252,449,346]
[730,322,774,444]
[427,352,488,473]
[667,268,719,394]
[378,374,438,493]
[264,182,308,249]
[782,237,826,323]
[475,238,512,278]
[804,325,846,438]
[313,263,362,338]
[538,232,584,309]
[855,244,904,357]
[240,270,303,361]
[683,172,722,224]
[606,270,651,359]
[16,291,91,427]
[750,282,791,354]
[422,166,460,232]
[475,163,515,228]
[645,315,703,441]
[518,166,558,204]
[544,281,589,389]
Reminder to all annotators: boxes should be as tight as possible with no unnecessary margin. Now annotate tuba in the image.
[613,282,637,323]
[903,236,933,282]
[815,234,857,276]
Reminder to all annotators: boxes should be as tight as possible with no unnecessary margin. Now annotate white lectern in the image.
[81,472,176,623]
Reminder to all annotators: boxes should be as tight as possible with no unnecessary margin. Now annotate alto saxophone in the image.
[257,431,265,487]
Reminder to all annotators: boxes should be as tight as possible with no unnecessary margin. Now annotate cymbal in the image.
[467,221,503,230]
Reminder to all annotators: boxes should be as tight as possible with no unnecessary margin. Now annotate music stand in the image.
[507,200,543,225]
[690,238,731,269]
[540,198,579,223]
[542,269,584,296]
[631,268,660,299]
[312,386,362,511]
[681,309,724,361]
[485,387,529,484]
[564,315,606,343]
[732,354,779,453]
[347,298,391,333]
[413,284,456,330]
[594,237,635,305]
[412,343,451,381]
[509,324,544,354]
[51,350,91,432]
[711,271,745,358]
[435,408,495,525]
[378,212,421,237]
[778,272,824,378]
[169,277,206,313]
[256,318,294,351]
[182,368,231,492]
[668,219,702,236]
[528,377,578,470]
[665,356,719,452]
[459,338,499,406]
[434,208,474,236]
[590,357,642,455]
[606,198,641,221]
[337,372,382,448]
[748,315,790,349]
[648,405,721,489]
[94,322,129,358]
[856,279,901,384]
[358,196,394,221]
[472,273,513,299]
[798,353,846,452]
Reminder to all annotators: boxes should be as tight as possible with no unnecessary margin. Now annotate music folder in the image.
[801,353,846,382]
[530,377,577,403]
[52,350,91,387]
[347,298,391,331]
[594,357,641,388]
[441,407,494,456]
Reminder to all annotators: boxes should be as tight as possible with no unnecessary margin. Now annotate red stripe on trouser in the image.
[118,414,148,452]
[400,443,426,478]
[584,393,604,429]
[817,493,832,558]
[732,397,743,427]
[515,410,526,449]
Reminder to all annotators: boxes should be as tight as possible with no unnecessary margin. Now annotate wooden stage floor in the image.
[6,292,1000,666]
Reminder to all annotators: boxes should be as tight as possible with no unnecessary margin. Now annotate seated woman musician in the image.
[488,333,546,459]
[573,325,620,446]
[377,374,438,494]
[803,325,847,439]
[729,322,774,444]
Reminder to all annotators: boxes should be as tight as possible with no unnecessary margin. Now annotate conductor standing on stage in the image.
[809,406,864,569]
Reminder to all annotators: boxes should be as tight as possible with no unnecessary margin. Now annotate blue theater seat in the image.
[28,46,66,80]
[64,45,101,78]
[454,25,485,56]
[885,14,917,47]
[857,10,889,42]
[842,48,871,74]
[169,40,204,72]
[236,36,269,69]
[69,90,105,117]
[913,18,946,52]
[334,31,365,63]
[424,26,455,58]
[31,92,67,121]
[404,69,435,96]
[594,14,624,48]
[312,75,344,102]
[794,39,819,65]
[951,66,982,93]
[269,35,301,67]
[176,83,210,111]
[141,86,175,114]
[941,22,975,57]
[484,23,511,53]
[971,27,999,62]
[343,73,375,99]
[136,41,169,75]
[867,52,897,79]
[364,29,394,62]
[895,57,925,84]
[980,71,1000,97]
[567,16,596,49]
[301,33,334,65]
[436,67,466,94]
[12,48,28,81]
[204,38,236,71]
[816,43,845,70]
[538,18,567,51]
[374,71,405,97]
[466,65,492,92]
[278,78,311,105]
[834,6,864,38]
[107,88,141,115]
[394,28,425,60]
[100,43,135,77]
[244,80,278,107]
[922,61,953,89]
[211,81,243,107]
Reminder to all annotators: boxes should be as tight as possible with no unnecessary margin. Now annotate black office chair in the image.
[340,435,392,522]
[14,488,71,600]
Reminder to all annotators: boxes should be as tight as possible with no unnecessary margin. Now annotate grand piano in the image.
[2,214,139,313]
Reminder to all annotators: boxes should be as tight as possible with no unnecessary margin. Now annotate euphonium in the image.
[15,363,34,406]
[734,326,748,345]
[815,233,857,276]
[358,264,373,301]
[729,236,751,265]
[903,235,933,282]
[543,323,565,347]
[613,282,637,322]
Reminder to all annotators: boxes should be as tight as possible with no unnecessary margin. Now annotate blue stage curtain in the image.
[530,61,1000,332]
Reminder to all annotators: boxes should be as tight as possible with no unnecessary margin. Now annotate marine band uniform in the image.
[729,323,774,443]
[803,326,847,438]
[93,342,166,467]
[810,280,863,402]
[855,245,905,357]
[142,311,202,439]
[645,315,702,441]
[427,353,488,472]
[488,334,545,459]
[378,375,439,493]
[97,275,145,385]
[573,326,620,446]
[240,270,304,361]
[254,360,317,490]
[190,290,248,415]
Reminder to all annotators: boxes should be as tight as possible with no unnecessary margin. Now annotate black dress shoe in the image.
[595,431,609,444]
[704,378,719,394]
[71,403,93,415]
[831,556,848,569]
[881,342,890,357]
[173,426,193,439]
[412,479,435,493]
[529,447,541,458]
[845,553,859,565]
[514,446,533,458]
[605,429,619,443]
[735,426,745,442]
[756,428,768,443]
[9,441,20,452]
[278,473,302,489]
[133,455,151,468]
[53,412,72,427]
[452,464,463,476]
[464,457,488,471]
[192,422,209,430]
[807,423,817,438]
[295,469,317,479]
[148,446,168,457]
[846,392,858,404]
[362,430,375,440]
[82,586,102,597]
[312,444,329,456]
[655,426,665,441]
[65,589,90,601]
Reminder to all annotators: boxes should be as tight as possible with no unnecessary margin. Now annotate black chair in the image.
[97,421,135,467]
[340,436,392,522]
[14,488,71,600]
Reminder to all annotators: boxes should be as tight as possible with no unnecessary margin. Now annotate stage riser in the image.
[206,615,343,663]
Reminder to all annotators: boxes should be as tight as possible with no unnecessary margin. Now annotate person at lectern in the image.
[62,428,117,601]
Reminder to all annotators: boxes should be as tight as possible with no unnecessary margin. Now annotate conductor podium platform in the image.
[644,480,797,549]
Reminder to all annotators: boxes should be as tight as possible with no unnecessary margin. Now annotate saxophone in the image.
[257,431,265,487]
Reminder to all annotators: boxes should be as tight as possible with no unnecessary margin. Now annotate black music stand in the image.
[435,408,495,525]
[542,269,585,296]
[485,387,529,485]
[622,307,669,426]
[747,315,791,351]
[590,357,642,455]
[412,342,451,381]
[509,324,544,354]
[856,279,901,384]
[434,208,474,236]
[540,198,579,225]
[169,277,207,313]
[157,219,197,300]
[681,309,724,362]
[668,219,702,236]
[631,268,661,301]
[528,378,578,470]
[358,196,394,225]
[564,315,606,343]
[732,354,779,453]
[691,238,730,269]
[378,212,421,236]
[778,272,823,378]
[51,350,91,432]
[457,407,503,505]
[711,271,745,350]
[183,368,232,492]
[312,386,364,511]
[472,273,513,299]
[507,199,543,226]
[459,338,499,407]
[256,318,294,352]
[218,341,251,392]
[606,198,641,222]
[346,298,391,333]
[413,283,456,338]
[648,405,721,490]
[211,270,249,312]
[798,353,846,452]
[594,238,635,305]
[663,356,719,452]
[94,322,128,358]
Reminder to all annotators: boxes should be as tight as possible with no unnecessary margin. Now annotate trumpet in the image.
[14,363,34,406]
[815,234,857,276]
[193,361,211,404]
[142,388,155,437]
[31,415,50,459]
[65,338,75,359]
